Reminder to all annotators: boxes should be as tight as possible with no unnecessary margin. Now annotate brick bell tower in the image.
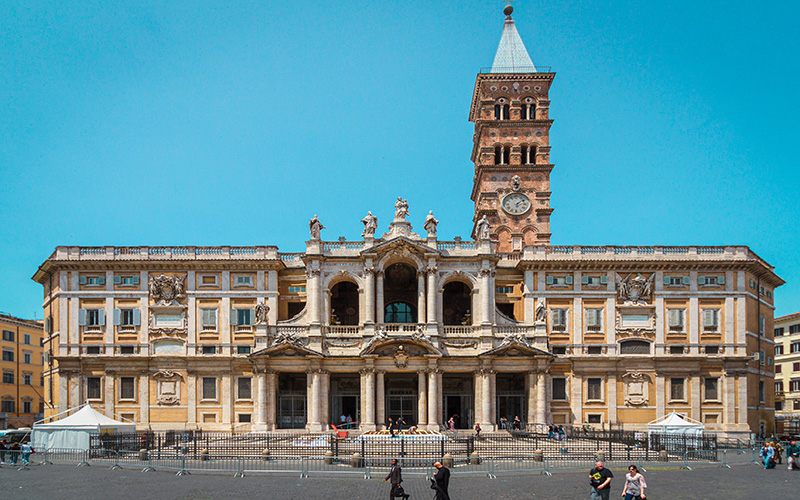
[469,5,555,251]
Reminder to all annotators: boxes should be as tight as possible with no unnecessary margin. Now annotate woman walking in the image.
[621,464,647,500]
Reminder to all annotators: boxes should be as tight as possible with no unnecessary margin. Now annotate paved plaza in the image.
[1,462,798,500]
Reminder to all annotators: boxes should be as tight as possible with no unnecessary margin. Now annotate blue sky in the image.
[1,0,798,319]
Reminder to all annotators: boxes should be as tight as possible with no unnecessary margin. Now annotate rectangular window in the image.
[552,378,567,400]
[86,309,101,326]
[2,371,14,384]
[120,309,135,326]
[585,309,603,330]
[795,400,800,411]
[670,378,685,401]
[587,414,602,424]
[23,352,31,364]
[703,378,719,401]
[237,377,252,400]
[776,345,784,356]
[495,286,513,294]
[546,275,572,286]
[775,327,785,336]
[759,315,766,335]
[238,414,252,423]
[669,346,685,355]
[120,275,139,285]
[775,381,783,393]
[1,400,14,413]
[551,309,568,331]
[759,380,765,404]
[201,345,216,355]
[776,365,782,374]
[2,330,13,342]
[2,350,13,362]
[668,308,685,330]
[704,345,719,355]
[586,378,603,401]
[288,286,306,293]
[119,377,135,400]
[23,334,31,345]
[86,346,101,355]
[202,377,217,400]
[23,400,32,414]
[199,274,218,287]
[236,346,251,355]
[201,308,218,330]
[87,377,102,399]
[120,346,135,355]
[790,380,800,392]
[702,309,720,331]
[790,325,800,334]
[586,346,604,355]
[552,346,567,355]
[234,275,253,287]
[664,276,686,286]
[237,309,252,326]
[22,374,31,385]
[582,275,607,285]
[791,342,800,354]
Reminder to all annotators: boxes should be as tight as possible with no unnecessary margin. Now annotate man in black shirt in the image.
[431,461,451,500]
[588,461,613,500]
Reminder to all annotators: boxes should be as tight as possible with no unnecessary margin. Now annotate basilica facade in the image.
[33,7,782,438]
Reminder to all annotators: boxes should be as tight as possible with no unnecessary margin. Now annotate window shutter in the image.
[581,275,589,285]
[113,309,121,326]
[98,275,106,285]
[113,276,121,285]
[600,275,608,284]
[717,275,725,285]
[230,309,238,325]
[682,276,690,285]
[78,309,87,326]
[698,276,706,285]
[749,279,755,288]
[133,309,141,326]
[249,309,256,325]
[98,309,106,326]
[565,275,573,285]
[546,275,554,285]
[79,276,87,285]
[551,309,558,325]
[132,275,140,285]
[663,276,671,285]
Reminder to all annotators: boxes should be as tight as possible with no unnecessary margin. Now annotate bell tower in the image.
[469,5,555,251]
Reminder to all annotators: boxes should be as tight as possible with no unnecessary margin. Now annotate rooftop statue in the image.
[476,215,491,240]
[394,197,409,221]
[423,210,439,237]
[361,211,378,237]
[309,214,325,240]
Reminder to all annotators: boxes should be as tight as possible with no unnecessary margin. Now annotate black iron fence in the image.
[90,428,721,460]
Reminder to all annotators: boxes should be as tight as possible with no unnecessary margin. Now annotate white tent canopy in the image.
[32,403,135,450]
[647,411,704,439]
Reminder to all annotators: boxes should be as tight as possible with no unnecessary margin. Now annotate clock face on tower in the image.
[501,193,532,215]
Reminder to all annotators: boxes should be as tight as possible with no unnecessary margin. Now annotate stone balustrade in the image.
[53,245,281,261]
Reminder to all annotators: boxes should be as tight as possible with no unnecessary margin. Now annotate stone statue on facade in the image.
[411,324,431,343]
[535,298,547,323]
[394,197,409,221]
[423,210,439,237]
[255,301,269,325]
[361,211,378,237]
[367,326,389,348]
[476,215,491,240]
[274,330,303,347]
[501,331,530,347]
[309,215,325,240]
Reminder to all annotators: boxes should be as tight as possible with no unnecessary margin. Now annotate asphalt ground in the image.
[0,461,798,500]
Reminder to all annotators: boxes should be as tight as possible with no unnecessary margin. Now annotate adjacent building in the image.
[32,7,783,438]
[0,313,45,429]
[774,312,800,434]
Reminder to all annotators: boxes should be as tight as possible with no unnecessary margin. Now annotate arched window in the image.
[494,145,510,165]
[522,97,536,119]
[503,145,510,164]
[330,281,359,325]
[520,144,536,165]
[443,282,472,325]
[385,302,415,323]
[494,102,510,120]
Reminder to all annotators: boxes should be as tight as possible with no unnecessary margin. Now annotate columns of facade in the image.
[655,374,665,417]
[104,371,115,415]
[691,375,701,421]
[58,371,69,412]
[573,297,583,352]
[307,268,321,324]
[480,269,491,325]
[139,271,149,355]
[535,372,547,424]
[320,371,330,429]
[489,371,496,426]
[426,267,437,324]
[523,270,535,324]
[689,296,699,354]
[474,371,483,425]
[104,295,114,345]
[307,370,320,431]
[187,295,197,346]
[428,369,441,429]
[69,373,81,409]
[526,371,536,425]
[417,272,426,324]
[737,374,747,427]
[222,372,233,424]
[376,272,385,324]
[722,371,735,425]
[324,290,331,325]
[570,373,582,425]
[481,371,491,429]
[139,370,149,424]
[654,296,665,355]
[376,371,385,429]
[417,371,428,427]
[256,371,267,426]
[724,297,735,352]
[362,369,376,430]
[267,371,278,430]
[187,372,197,426]
[220,297,231,356]
[364,269,375,324]
[607,373,617,424]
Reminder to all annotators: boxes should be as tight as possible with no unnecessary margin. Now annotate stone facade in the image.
[0,313,45,429]
[31,9,783,438]
[774,311,800,434]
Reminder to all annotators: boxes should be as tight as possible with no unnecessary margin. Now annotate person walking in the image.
[474,422,481,438]
[20,441,33,465]
[384,458,409,500]
[589,461,614,500]
[621,464,646,500]
[430,461,451,500]
[0,439,7,464]
[760,442,775,469]
[388,418,395,437]
[786,440,800,470]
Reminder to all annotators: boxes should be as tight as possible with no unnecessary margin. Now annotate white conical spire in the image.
[490,6,537,73]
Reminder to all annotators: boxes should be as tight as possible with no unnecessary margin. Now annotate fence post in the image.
[110,450,121,470]
[77,449,90,467]
[719,449,730,468]
[234,456,245,478]
[142,451,155,473]
[175,454,190,476]
[302,456,309,478]
[681,451,692,471]
[41,449,52,465]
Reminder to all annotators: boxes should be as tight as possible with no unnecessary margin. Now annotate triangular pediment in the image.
[480,340,553,358]
[362,236,438,258]
[251,342,322,358]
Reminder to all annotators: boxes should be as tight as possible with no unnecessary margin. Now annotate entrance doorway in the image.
[496,373,526,428]
[442,375,474,429]
[384,374,418,427]
[277,373,307,429]
[330,375,360,428]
